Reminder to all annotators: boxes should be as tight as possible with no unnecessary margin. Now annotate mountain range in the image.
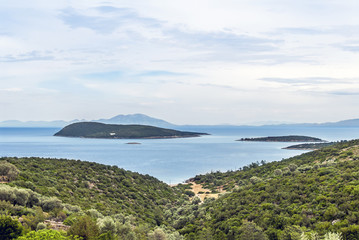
[1,114,359,128]
[0,114,174,128]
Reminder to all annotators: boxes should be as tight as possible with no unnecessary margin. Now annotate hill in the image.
[284,142,335,150]
[0,114,175,128]
[2,157,183,223]
[0,156,190,239]
[3,140,359,239]
[178,139,359,239]
[54,122,207,139]
[96,113,175,128]
[238,135,325,142]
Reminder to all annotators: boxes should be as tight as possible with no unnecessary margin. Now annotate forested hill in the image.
[54,122,207,139]
[180,139,359,239]
[3,140,359,239]
[0,157,192,238]
[2,157,183,223]
[238,135,325,142]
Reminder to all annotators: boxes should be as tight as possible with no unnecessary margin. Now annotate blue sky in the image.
[1,0,359,124]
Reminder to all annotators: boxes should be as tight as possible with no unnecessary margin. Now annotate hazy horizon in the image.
[1,1,359,125]
[1,113,359,127]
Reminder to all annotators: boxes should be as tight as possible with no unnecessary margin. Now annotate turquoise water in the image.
[1,126,359,183]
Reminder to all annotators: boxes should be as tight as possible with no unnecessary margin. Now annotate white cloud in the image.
[1,0,359,124]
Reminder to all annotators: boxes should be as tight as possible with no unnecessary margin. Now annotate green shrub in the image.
[0,215,23,239]
[17,229,77,239]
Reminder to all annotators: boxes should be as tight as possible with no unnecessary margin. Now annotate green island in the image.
[284,142,336,150]
[2,140,359,239]
[54,122,208,139]
[238,135,325,142]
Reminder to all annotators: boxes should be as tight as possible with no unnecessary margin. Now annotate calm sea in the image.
[1,126,359,183]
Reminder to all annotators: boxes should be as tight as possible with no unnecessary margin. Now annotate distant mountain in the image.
[264,118,359,128]
[0,114,174,128]
[54,122,207,139]
[96,114,175,128]
[2,114,359,128]
[0,120,79,128]
[319,118,359,127]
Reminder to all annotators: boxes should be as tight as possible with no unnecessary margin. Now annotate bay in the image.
[1,126,359,184]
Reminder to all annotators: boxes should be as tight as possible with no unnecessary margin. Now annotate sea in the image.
[1,126,359,184]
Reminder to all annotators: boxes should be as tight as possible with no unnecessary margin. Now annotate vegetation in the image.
[238,135,325,142]
[54,122,207,139]
[178,140,359,239]
[0,215,23,239]
[284,142,336,150]
[2,140,359,239]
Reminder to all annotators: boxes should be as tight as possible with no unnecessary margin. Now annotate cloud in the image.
[259,77,359,96]
[58,5,288,65]
[338,43,359,53]
[59,6,162,34]
[0,88,23,92]
[2,1,359,124]
[136,70,190,77]
[0,51,54,62]
[260,77,338,85]
[330,91,359,95]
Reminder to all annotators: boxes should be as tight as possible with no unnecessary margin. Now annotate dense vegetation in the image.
[2,139,359,239]
[238,135,325,142]
[180,140,359,239]
[284,142,335,150]
[54,122,206,139]
[2,157,185,224]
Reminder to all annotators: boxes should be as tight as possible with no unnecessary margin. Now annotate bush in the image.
[67,215,99,240]
[97,216,116,235]
[0,161,20,181]
[17,229,76,239]
[274,169,283,176]
[41,197,62,212]
[0,215,23,239]
[36,222,47,230]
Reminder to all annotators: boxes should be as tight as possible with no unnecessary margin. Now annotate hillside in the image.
[284,142,335,150]
[179,140,359,239]
[238,135,325,142]
[96,113,175,128]
[2,157,184,222]
[54,122,207,139]
[3,140,359,239]
[0,156,190,239]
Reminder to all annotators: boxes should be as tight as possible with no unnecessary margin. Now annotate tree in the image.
[148,228,167,240]
[67,215,99,240]
[97,216,116,235]
[238,220,268,240]
[0,215,23,240]
[17,229,78,239]
[0,161,19,181]
[279,225,302,240]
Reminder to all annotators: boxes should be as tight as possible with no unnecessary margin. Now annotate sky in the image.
[1,0,359,125]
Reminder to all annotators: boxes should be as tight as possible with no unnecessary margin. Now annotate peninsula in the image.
[237,135,325,142]
[283,142,335,150]
[54,122,208,139]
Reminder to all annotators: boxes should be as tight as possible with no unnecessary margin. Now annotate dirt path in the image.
[190,182,224,202]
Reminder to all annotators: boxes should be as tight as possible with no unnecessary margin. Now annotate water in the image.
[1,126,359,183]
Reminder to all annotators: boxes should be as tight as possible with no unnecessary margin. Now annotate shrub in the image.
[0,161,20,181]
[17,229,76,239]
[274,169,283,176]
[0,215,23,239]
[67,215,99,240]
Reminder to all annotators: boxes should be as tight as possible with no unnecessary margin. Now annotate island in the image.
[237,135,325,142]
[54,122,208,139]
[283,142,335,150]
